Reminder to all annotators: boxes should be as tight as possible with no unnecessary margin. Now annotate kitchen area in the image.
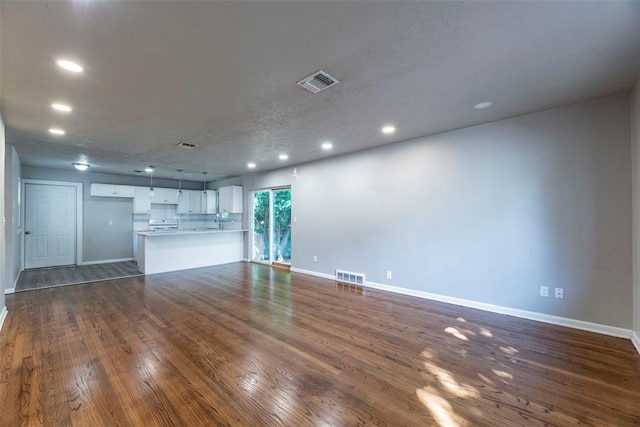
[91,182,245,275]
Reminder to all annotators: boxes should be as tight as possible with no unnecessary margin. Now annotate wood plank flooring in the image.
[16,261,142,291]
[1,262,639,426]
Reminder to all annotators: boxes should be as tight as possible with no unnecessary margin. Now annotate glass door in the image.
[273,189,291,264]
[251,188,291,265]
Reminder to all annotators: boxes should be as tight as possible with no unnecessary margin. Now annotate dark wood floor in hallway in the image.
[1,262,639,426]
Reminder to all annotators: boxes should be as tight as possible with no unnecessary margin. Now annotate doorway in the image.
[23,181,83,269]
[251,188,291,265]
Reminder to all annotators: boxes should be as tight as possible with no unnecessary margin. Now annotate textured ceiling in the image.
[1,1,640,181]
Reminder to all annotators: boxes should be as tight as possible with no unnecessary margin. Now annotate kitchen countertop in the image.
[138,229,247,236]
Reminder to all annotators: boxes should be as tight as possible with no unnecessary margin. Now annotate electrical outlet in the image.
[555,288,564,299]
[293,216,297,223]
[386,270,392,280]
[540,286,549,297]
[108,220,113,226]
[313,255,317,262]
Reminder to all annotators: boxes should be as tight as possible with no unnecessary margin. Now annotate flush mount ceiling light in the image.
[73,163,89,171]
[247,162,257,169]
[279,154,289,161]
[144,166,154,173]
[321,142,333,150]
[474,101,493,110]
[56,59,84,73]
[382,125,396,134]
[52,103,72,112]
[49,128,65,135]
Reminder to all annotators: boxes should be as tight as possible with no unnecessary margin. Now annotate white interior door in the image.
[24,183,77,269]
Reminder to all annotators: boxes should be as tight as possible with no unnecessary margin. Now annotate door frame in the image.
[21,179,84,269]
[250,186,291,266]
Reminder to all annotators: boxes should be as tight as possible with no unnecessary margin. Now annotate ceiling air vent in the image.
[176,141,198,149]
[296,70,339,94]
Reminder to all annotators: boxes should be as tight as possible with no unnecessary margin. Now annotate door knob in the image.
[25,231,31,235]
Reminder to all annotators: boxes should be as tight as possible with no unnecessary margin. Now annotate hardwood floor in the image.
[16,261,142,291]
[1,262,639,426]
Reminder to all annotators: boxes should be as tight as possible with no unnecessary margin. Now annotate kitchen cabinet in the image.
[91,183,135,198]
[177,190,203,214]
[203,190,217,214]
[151,187,179,204]
[218,186,243,214]
[134,187,152,214]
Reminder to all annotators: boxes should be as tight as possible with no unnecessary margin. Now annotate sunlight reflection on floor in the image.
[416,318,520,426]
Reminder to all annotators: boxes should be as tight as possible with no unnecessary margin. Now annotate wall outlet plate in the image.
[555,288,564,299]
[540,286,549,297]
[386,270,392,280]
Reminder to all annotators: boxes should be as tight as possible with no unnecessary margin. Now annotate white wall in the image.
[632,79,640,349]
[4,145,21,291]
[219,94,633,330]
[0,112,6,326]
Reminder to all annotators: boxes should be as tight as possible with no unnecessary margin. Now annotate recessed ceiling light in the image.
[49,128,65,135]
[279,154,289,160]
[321,142,333,150]
[51,103,72,112]
[73,163,89,171]
[382,125,395,134]
[145,166,154,173]
[247,162,257,169]
[474,101,493,110]
[56,59,84,73]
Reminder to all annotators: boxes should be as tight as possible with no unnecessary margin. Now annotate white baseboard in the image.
[0,306,7,333]
[632,331,640,355]
[291,267,632,340]
[81,258,133,265]
[291,267,335,281]
[5,288,15,295]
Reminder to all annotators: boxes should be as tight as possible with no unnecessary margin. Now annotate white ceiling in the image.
[2,1,639,181]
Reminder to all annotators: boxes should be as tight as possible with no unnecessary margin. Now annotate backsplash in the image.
[133,207,243,231]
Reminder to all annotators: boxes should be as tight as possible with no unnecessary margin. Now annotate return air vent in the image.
[176,141,198,149]
[297,70,339,94]
[336,269,365,285]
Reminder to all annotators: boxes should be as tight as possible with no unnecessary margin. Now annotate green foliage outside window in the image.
[253,190,291,262]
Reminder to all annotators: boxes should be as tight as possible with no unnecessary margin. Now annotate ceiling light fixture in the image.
[321,142,333,150]
[247,162,256,169]
[279,154,289,160]
[144,166,154,173]
[73,163,89,171]
[474,101,493,110]
[177,169,183,197]
[382,125,395,134]
[56,59,84,73]
[49,128,65,135]
[202,172,208,193]
[52,103,72,112]
[148,166,155,196]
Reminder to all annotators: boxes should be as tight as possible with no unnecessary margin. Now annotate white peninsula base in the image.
[137,230,245,275]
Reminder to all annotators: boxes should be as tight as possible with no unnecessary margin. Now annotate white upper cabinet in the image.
[218,186,243,214]
[203,190,217,214]
[133,186,152,214]
[177,190,204,214]
[151,187,179,204]
[91,183,135,198]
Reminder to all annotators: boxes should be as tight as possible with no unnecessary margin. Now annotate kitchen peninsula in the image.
[137,229,245,275]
